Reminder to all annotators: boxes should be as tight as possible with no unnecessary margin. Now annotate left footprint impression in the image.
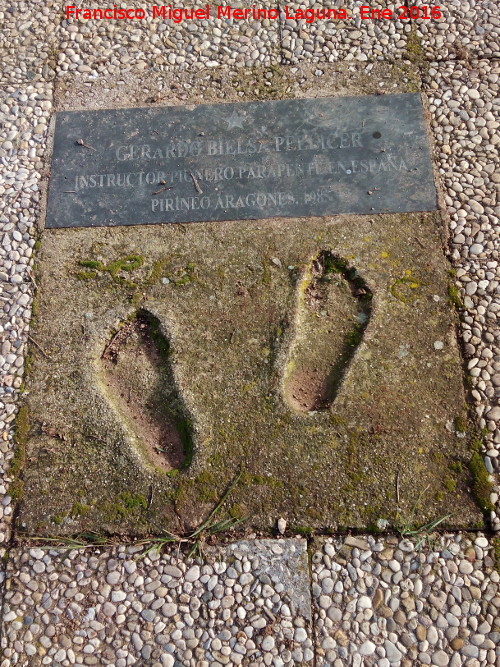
[99,310,192,471]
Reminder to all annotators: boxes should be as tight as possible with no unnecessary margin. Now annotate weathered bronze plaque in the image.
[46,94,436,228]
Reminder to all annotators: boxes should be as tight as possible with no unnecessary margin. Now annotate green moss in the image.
[323,254,348,275]
[208,453,224,468]
[449,461,463,474]
[31,295,40,318]
[76,270,98,280]
[405,30,424,65]
[145,258,171,285]
[15,404,30,445]
[9,479,24,502]
[330,415,347,428]
[171,263,198,287]
[455,415,467,433]
[101,496,144,521]
[470,437,482,454]
[229,503,243,519]
[493,538,500,574]
[293,525,313,536]
[102,502,128,521]
[118,492,147,511]
[448,284,463,310]
[129,291,143,308]
[238,471,284,490]
[23,349,33,379]
[51,514,64,525]
[70,502,91,518]
[195,471,218,503]
[390,62,421,93]
[108,255,144,274]
[10,404,30,500]
[468,452,494,513]
[78,259,103,270]
[76,254,144,283]
[261,261,271,286]
[443,478,457,493]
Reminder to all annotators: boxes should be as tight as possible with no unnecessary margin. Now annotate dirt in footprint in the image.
[284,251,373,412]
[100,310,192,471]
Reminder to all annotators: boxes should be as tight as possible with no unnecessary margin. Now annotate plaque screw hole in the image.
[372,132,381,139]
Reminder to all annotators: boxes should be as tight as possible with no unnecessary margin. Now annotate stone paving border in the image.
[0,82,52,547]
[421,58,500,529]
[312,534,500,667]
[280,1,412,64]
[0,0,61,85]
[415,0,500,62]
[2,539,312,666]
[57,0,281,75]
[1,534,499,665]
[1,0,281,86]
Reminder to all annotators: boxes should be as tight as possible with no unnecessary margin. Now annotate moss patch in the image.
[448,284,464,310]
[231,65,292,101]
[70,502,91,518]
[76,254,144,285]
[10,404,30,500]
[405,30,425,66]
[468,451,494,514]
[493,538,500,574]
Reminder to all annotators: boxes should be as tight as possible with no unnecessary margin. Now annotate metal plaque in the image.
[46,94,437,228]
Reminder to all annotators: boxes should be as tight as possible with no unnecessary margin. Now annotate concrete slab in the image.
[12,63,484,537]
[16,206,482,536]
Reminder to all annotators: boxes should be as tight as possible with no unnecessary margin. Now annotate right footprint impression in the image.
[284,251,373,412]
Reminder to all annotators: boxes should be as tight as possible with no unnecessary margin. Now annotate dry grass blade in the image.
[137,468,246,559]
[21,471,247,562]
[189,469,243,540]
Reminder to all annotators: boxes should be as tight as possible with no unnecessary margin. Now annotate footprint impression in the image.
[100,310,192,471]
[284,251,373,412]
